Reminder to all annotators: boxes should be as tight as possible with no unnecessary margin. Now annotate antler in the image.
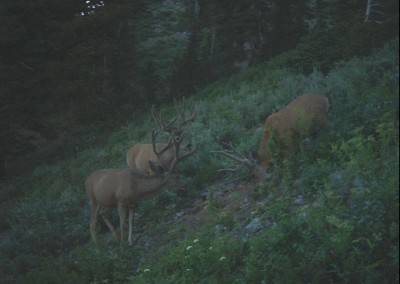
[211,142,253,173]
[151,97,196,134]
[172,132,198,164]
[151,105,178,134]
[174,96,196,128]
[151,129,170,169]
[152,129,197,172]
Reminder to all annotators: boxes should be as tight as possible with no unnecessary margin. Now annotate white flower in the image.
[193,239,199,244]
[219,256,226,261]
[144,269,151,273]
[186,246,193,251]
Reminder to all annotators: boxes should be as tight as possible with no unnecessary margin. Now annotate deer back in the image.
[86,169,135,208]
[258,94,329,165]
[86,165,175,209]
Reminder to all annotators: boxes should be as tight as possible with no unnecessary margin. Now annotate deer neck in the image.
[136,175,169,199]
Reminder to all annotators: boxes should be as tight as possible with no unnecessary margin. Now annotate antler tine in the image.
[220,142,249,160]
[151,129,160,158]
[175,96,196,128]
[210,142,252,174]
[169,130,198,172]
[210,149,246,164]
[151,105,162,129]
[151,129,172,169]
[217,163,245,173]
[151,105,177,133]
[211,142,248,163]
[178,141,198,162]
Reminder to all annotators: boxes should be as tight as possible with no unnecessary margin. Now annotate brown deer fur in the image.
[85,162,175,246]
[86,128,197,245]
[126,143,174,175]
[213,94,329,182]
[257,94,329,171]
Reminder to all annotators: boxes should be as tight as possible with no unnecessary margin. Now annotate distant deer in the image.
[86,129,197,245]
[126,97,196,175]
[212,94,329,182]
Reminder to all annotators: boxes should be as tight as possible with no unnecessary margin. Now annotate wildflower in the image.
[219,256,226,261]
[144,269,150,273]
[193,239,199,244]
[186,246,193,251]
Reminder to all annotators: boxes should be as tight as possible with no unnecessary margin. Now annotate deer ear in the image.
[149,161,165,174]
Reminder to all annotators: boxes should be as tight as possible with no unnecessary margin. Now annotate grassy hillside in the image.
[0,38,398,283]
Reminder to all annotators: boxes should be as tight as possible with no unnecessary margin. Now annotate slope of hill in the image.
[0,38,398,283]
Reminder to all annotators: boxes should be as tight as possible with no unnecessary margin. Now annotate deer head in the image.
[126,97,196,174]
[212,94,329,182]
[86,127,197,246]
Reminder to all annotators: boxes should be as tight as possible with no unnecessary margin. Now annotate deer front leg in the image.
[118,204,128,244]
[128,208,135,246]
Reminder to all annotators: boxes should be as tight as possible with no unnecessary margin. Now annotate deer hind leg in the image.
[90,203,99,243]
[118,204,128,244]
[99,207,117,240]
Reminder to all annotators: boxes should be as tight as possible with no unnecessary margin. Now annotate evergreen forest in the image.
[0,0,398,283]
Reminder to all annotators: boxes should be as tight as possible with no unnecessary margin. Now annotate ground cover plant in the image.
[0,39,398,283]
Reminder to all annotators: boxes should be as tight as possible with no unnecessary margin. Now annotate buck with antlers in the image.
[126,97,196,175]
[212,94,329,182]
[86,129,197,245]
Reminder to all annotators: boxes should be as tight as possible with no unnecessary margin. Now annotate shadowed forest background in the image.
[1,0,398,177]
[0,0,398,283]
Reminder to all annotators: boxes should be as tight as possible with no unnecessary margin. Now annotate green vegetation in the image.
[2,0,399,177]
[1,38,398,283]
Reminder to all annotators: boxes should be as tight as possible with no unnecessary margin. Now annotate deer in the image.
[212,94,329,182]
[85,129,197,246]
[126,97,196,175]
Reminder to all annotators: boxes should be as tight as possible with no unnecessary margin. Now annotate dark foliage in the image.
[0,0,398,180]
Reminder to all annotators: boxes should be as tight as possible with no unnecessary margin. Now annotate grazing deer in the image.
[126,97,196,175]
[212,94,329,182]
[86,129,197,245]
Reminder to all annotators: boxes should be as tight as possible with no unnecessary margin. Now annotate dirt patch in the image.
[133,180,264,261]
